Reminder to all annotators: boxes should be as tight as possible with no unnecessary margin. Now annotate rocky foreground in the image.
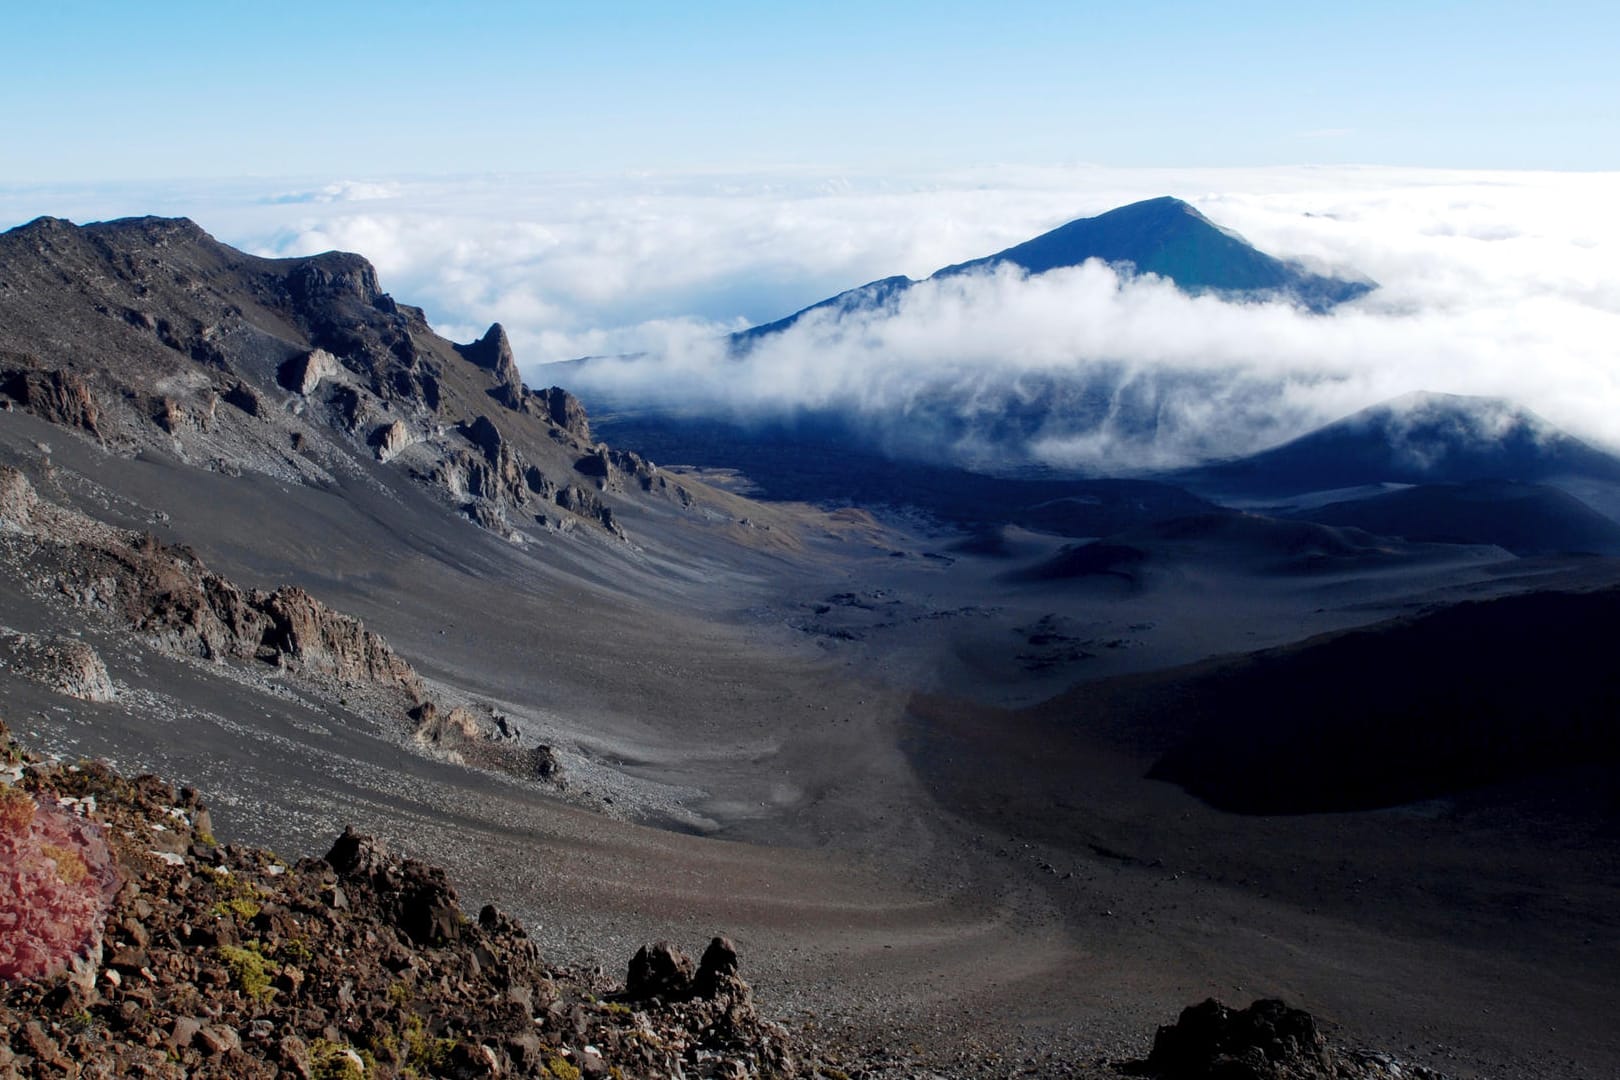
[0,717,800,1079]
[0,713,1453,1080]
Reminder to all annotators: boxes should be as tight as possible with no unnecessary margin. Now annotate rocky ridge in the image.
[0,215,696,545]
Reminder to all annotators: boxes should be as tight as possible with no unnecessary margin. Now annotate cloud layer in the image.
[3,166,1615,470]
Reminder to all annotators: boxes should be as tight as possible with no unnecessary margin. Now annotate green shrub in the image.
[216,942,276,1002]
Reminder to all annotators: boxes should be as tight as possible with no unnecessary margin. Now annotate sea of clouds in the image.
[2,165,1615,470]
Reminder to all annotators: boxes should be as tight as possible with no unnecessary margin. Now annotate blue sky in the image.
[3,1,1615,181]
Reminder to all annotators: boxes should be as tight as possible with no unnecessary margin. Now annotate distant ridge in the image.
[733,196,1373,346]
[1183,391,1620,498]
[1295,478,1620,556]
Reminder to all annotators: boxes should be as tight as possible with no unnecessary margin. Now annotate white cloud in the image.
[3,165,1616,471]
[263,179,403,205]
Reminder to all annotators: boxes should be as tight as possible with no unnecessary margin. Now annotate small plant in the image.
[598,1000,631,1016]
[211,896,261,920]
[278,936,314,966]
[37,841,88,885]
[402,1014,454,1072]
[546,1055,582,1080]
[216,942,276,1002]
[387,979,413,1005]
[310,1038,366,1080]
[368,1028,401,1061]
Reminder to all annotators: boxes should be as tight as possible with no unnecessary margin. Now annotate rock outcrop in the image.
[534,386,590,442]
[623,941,697,1003]
[425,415,626,538]
[1,634,116,703]
[0,467,424,703]
[285,253,382,309]
[0,367,102,439]
[255,585,421,691]
[371,418,410,462]
[276,348,340,396]
[622,936,748,1007]
[556,483,624,538]
[456,323,525,409]
[0,467,37,532]
[409,701,483,745]
[407,700,568,785]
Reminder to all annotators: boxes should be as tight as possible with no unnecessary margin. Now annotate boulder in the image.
[324,826,393,884]
[324,828,465,948]
[411,701,483,743]
[328,384,366,432]
[524,465,557,499]
[1144,998,1337,1079]
[574,449,614,487]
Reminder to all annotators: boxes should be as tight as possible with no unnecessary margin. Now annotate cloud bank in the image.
[2,166,1615,471]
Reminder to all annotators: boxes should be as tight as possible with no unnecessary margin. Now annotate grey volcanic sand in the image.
[5,411,1619,1078]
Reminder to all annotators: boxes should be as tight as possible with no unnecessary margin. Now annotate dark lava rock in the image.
[530,744,563,781]
[692,935,744,1001]
[222,379,261,417]
[624,941,695,1002]
[1141,998,1335,1079]
[323,825,393,883]
[323,826,465,947]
